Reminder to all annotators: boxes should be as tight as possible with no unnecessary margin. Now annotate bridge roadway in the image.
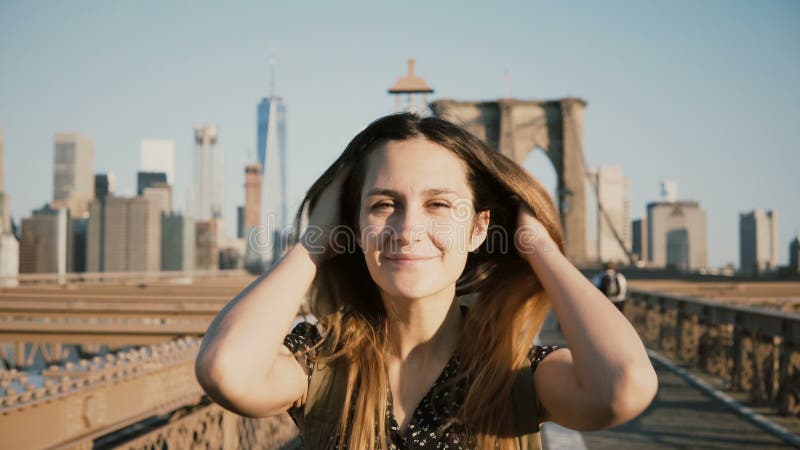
[0,275,260,346]
[2,275,800,448]
[536,311,798,450]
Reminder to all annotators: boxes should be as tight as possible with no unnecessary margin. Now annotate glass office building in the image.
[254,97,287,267]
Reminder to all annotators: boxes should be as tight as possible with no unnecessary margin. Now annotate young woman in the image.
[195,113,658,449]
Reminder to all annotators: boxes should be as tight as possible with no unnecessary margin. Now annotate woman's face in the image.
[357,137,489,302]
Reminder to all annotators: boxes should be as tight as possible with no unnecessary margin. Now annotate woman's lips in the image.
[383,255,439,266]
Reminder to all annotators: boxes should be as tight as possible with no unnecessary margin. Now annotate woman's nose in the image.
[390,207,428,246]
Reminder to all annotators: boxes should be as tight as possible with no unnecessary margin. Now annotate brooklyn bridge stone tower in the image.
[430,98,589,264]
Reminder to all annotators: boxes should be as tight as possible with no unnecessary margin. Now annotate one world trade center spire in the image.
[249,58,288,271]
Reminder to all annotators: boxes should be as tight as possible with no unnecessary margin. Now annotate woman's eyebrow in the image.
[366,187,462,197]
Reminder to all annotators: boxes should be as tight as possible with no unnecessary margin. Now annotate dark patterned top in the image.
[283,321,560,450]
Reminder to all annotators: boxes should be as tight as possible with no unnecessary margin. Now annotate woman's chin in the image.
[378,280,447,302]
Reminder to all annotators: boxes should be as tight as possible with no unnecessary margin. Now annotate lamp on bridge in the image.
[388,58,434,114]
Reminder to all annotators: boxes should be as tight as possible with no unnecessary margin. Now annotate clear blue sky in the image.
[1,0,798,268]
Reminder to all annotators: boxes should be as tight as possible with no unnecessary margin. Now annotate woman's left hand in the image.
[515,203,558,260]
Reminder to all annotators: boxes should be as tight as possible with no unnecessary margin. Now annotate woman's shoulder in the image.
[283,319,323,354]
[528,343,561,372]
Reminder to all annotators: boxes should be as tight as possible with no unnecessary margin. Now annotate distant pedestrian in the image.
[592,262,627,312]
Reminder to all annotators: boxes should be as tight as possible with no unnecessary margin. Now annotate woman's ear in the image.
[469,210,491,252]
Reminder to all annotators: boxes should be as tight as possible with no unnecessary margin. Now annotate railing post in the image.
[731,310,743,391]
[778,319,794,414]
[675,300,685,362]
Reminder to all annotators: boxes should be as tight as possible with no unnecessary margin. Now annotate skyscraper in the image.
[143,183,172,215]
[87,196,161,272]
[790,233,800,274]
[71,217,88,273]
[236,206,244,239]
[94,173,115,199]
[87,173,114,272]
[739,209,778,275]
[256,94,287,266]
[162,212,195,271]
[647,200,707,271]
[195,219,223,271]
[244,163,262,229]
[193,125,222,221]
[19,204,70,275]
[632,218,649,264]
[660,179,678,202]
[53,132,94,217]
[243,162,263,271]
[140,139,176,185]
[137,171,168,196]
[586,165,631,264]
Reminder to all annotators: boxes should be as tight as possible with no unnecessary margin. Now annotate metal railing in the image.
[0,269,249,287]
[625,287,800,417]
[0,335,301,449]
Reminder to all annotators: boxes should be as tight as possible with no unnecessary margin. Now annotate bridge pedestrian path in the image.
[537,311,798,449]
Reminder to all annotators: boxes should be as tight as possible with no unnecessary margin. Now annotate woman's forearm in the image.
[524,248,657,408]
[195,244,317,392]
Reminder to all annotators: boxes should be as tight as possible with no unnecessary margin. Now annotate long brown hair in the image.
[291,113,564,449]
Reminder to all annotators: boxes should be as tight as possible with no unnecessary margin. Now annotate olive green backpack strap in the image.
[303,359,347,450]
[510,358,543,450]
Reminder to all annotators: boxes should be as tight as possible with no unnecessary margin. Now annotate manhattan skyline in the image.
[0,1,797,268]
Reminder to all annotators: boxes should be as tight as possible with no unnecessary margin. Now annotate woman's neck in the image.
[382,285,463,365]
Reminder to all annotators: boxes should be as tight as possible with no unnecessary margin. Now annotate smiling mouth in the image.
[382,255,440,264]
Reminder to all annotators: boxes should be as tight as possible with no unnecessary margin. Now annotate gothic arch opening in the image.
[522,147,558,210]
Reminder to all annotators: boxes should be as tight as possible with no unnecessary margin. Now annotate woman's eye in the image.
[372,202,393,210]
[430,202,450,208]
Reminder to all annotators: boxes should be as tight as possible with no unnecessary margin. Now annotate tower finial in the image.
[388,58,434,113]
[503,67,512,99]
[269,55,277,98]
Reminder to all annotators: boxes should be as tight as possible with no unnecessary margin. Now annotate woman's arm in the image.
[195,166,350,418]
[194,244,316,418]
[516,209,658,430]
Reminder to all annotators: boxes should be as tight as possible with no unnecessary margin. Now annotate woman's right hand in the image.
[300,166,352,267]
